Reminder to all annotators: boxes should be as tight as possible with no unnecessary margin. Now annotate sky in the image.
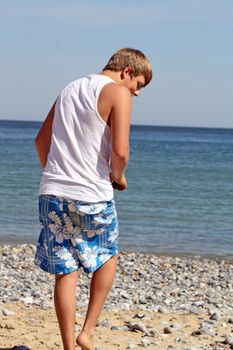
[0,0,232,128]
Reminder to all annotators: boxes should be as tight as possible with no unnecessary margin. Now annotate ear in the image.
[122,66,132,78]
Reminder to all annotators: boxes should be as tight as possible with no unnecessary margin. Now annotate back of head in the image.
[103,48,152,86]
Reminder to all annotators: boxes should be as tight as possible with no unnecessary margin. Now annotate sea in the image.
[0,120,233,259]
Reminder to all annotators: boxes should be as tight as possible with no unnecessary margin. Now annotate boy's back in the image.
[40,74,116,202]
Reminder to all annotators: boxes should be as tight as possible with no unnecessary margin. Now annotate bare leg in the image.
[54,270,78,350]
[76,255,118,350]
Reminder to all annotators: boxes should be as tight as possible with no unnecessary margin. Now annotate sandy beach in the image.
[0,245,233,350]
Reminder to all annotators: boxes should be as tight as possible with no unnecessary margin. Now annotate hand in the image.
[110,173,127,191]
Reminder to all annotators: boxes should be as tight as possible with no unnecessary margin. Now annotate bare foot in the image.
[76,330,95,350]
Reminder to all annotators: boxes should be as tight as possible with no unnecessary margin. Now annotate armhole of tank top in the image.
[94,79,116,129]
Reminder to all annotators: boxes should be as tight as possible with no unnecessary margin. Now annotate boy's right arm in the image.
[35,101,56,168]
[109,85,132,188]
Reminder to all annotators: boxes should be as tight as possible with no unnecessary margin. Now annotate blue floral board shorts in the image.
[35,195,119,275]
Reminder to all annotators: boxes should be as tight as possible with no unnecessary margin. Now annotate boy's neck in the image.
[99,70,122,84]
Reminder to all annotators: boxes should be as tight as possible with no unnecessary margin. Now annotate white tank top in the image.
[39,74,115,202]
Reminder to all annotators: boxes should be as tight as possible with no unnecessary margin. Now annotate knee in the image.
[55,270,78,283]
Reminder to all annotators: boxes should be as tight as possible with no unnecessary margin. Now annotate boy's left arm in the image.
[35,101,56,168]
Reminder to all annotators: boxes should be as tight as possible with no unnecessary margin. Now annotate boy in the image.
[35,48,152,350]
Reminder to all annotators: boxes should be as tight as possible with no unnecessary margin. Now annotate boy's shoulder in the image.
[101,80,131,102]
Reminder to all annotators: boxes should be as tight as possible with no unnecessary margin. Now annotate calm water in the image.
[0,120,233,258]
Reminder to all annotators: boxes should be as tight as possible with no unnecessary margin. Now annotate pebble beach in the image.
[0,244,233,350]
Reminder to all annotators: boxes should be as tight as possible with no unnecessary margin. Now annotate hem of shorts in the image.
[82,250,119,274]
[34,261,79,275]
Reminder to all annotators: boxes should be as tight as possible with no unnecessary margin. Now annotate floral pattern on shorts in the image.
[35,195,119,274]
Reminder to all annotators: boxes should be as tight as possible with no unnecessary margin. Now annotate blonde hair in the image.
[103,48,152,86]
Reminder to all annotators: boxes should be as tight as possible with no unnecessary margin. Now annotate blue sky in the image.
[0,0,232,128]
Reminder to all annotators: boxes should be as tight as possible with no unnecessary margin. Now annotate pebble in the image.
[145,328,157,337]
[2,307,15,316]
[40,301,51,310]
[120,290,130,299]
[111,325,129,331]
[97,319,112,328]
[223,335,233,346]
[210,312,222,321]
[126,321,147,333]
[0,243,233,349]
[191,330,203,337]
[200,322,216,337]
[164,326,173,334]
[21,296,34,304]
[141,336,151,347]
[202,327,216,337]
[158,306,169,314]
[134,313,145,319]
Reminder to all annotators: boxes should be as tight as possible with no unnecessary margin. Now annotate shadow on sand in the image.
[0,347,31,350]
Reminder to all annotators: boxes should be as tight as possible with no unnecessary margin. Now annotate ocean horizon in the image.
[0,120,233,259]
[1,118,233,131]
